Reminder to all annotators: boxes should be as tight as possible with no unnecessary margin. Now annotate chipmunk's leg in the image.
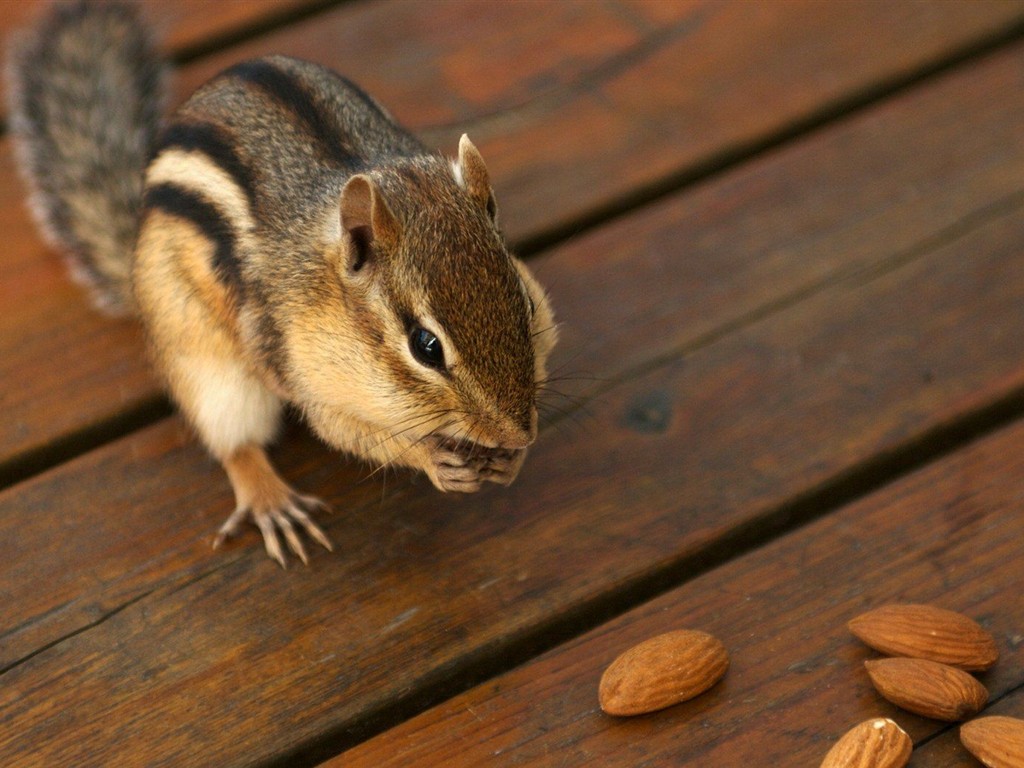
[133,210,331,565]
[168,354,333,567]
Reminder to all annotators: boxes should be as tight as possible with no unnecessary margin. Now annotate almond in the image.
[820,718,912,768]
[960,716,1024,768]
[598,629,729,716]
[848,604,998,671]
[864,657,987,721]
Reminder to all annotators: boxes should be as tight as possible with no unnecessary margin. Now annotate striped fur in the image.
[156,122,259,211]
[223,59,356,167]
[135,53,557,484]
[143,184,244,295]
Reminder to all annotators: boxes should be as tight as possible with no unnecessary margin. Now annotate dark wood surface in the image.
[2,2,1024,766]
[339,417,1024,766]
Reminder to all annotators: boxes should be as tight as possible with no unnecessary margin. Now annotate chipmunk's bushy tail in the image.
[5,1,166,313]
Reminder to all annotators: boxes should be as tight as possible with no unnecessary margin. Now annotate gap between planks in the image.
[168,0,354,67]
[911,680,1024,764]
[0,396,172,491]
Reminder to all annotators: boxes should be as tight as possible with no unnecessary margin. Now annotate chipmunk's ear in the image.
[339,174,400,272]
[456,134,497,221]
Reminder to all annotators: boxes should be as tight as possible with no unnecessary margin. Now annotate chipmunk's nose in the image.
[501,406,537,449]
[525,406,538,442]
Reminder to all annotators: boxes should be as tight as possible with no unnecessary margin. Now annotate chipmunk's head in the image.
[302,136,556,491]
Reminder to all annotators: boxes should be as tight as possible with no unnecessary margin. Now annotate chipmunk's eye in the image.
[409,326,445,371]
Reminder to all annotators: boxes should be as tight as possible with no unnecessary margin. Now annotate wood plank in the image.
[335,418,1024,766]
[176,0,1024,243]
[4,48,1024,763]
[2,0,1023,474]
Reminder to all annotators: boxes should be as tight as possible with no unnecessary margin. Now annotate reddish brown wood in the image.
[4,49,1024,761]
[171,0,654,129]
[0,0,323,113]
[0,0,321,48]
[336,418,1024,766]
[141,0,325,53]
[5,4,1024,765]
[173,0,1024,242]
[2,0,1023,472]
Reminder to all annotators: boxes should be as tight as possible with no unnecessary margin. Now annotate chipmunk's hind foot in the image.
[216,445,333,567]
[213,493,332,568]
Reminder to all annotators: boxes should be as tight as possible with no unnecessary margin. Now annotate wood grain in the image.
[174,0,1024,243]
[3,0,1023,474]
[336,419,1024,766]
[4,50,1024,764]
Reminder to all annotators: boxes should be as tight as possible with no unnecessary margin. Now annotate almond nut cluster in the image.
[595,604,1020,767]
[828,602,1022,768]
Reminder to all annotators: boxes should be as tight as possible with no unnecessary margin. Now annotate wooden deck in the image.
[2,1,1024,765]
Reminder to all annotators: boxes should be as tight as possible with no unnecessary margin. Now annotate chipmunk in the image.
[6,1,556,566]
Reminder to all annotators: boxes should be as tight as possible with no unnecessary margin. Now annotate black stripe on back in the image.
[225,59,351,166]
[144,183,243,296]
[156,121,258,211]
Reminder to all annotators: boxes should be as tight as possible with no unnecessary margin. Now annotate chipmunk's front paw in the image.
[480,448,527,486]
[425,442,487,493]
[422,437,527,492]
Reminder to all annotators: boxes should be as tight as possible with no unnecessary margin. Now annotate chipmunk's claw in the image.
[212,494,332,567]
